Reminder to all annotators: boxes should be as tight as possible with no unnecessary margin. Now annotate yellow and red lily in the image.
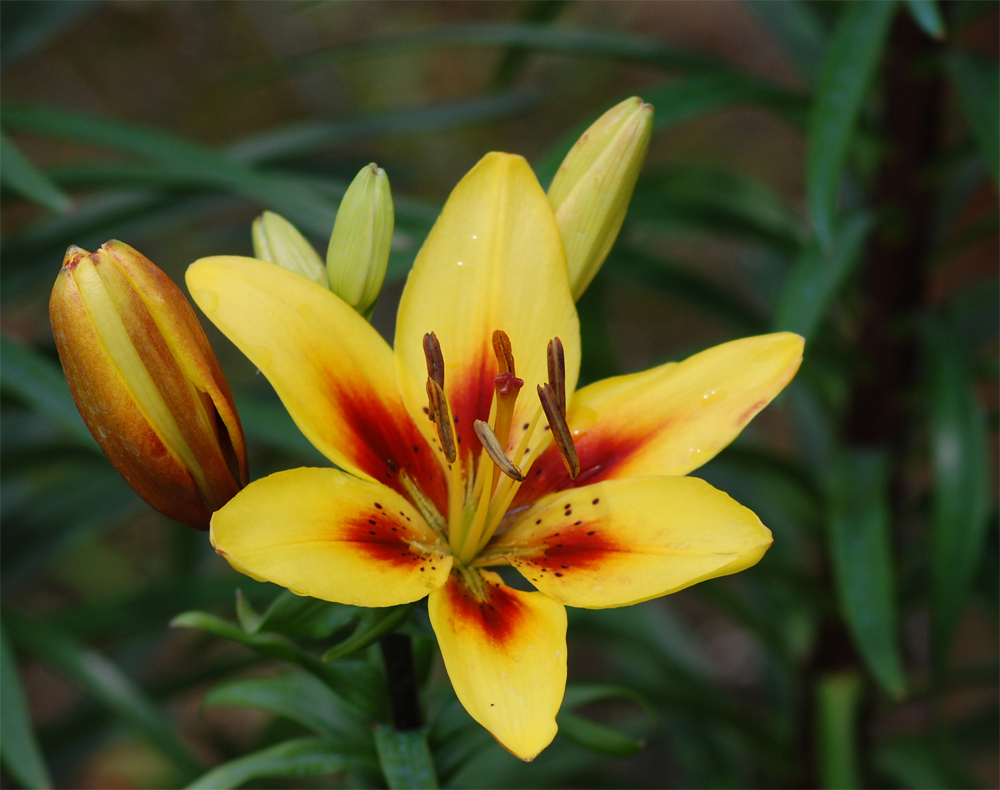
[186,153,803,761]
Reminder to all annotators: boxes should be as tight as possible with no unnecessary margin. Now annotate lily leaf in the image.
[827,450,907,698]
[924,321,993,670]
[904,0,946,39]
[774,212,873,341]
[0,129,72,213]
[322,605,413,662]
[945,50,1000,186]
[0,334,96,449]
[203,671,371,745]
[374,726,438,790]
[257,588,359,640]
[808,0,896,250]
[185,737,362,790]
[6,615,202,780]
[0,621,52,789]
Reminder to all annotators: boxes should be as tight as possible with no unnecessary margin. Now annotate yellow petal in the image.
[428,568,566,761]
[515,333,803,505]
[395,153,580,464]
[187,256,448,512]
[493,476,772,609]
[211,467,452,607]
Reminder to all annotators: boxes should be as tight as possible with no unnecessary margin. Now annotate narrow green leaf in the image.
[171,611,383,716]
[492,1,569,88]
[322,605,413,662]
[6,616,202,780]
[0,130,72,213]
[374,726,438,789]
[815,672,863,789]
[808,0,896,250]
[945,50,1000,186]
[234,589,263,634]
[774,212,873,341]
[827,450,907,698]
[202,671,370,744]
[185,737,356,790]
[556,711,644,756]
[904,0,946,39]
[0,621,52,789]
[924,321,993,670]
[226,89,541,164]
[257,588,359,640]
[1,104,336,235]
[604,248,768,335]
[874,736,961,790]
[535,74,807,186]
[0,334,97,449]
[629,166,806,254]
[746,0,828,84]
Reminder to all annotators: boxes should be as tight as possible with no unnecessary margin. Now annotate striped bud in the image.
[252,211,326,285]
[326,163,394,318]
[548,97,653,300]
[49,241,248,529]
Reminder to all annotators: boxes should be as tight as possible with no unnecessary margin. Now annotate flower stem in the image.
[379,632,422,730]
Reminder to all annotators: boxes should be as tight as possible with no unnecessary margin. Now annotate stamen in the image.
[423,332,445,391]
[474,419,524,482]
[537,383,580,478]
[547,338,566,415]
[426,378,456,463]
[492,330,516,376]
[398,470,446,537]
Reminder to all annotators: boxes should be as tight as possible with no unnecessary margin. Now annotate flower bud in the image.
[252,211,326,286]
[49,241,248,530]
[326,163,394,317]
[548,97,654,300]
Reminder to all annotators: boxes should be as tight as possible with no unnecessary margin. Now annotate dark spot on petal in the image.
[555,572,564,577]
[375,503,382,509]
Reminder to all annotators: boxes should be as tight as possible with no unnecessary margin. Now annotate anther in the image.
[426,378,457,463]
[473,420,525,482]
[492,330,516,376]
[423,332,445,390]
[537,383,579,478]
[547,338,566,414]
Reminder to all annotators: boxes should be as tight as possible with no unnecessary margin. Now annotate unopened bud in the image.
[49,241,248,530]
[326,163,394,317]
[252,211,326,286]
[548,97,653,300]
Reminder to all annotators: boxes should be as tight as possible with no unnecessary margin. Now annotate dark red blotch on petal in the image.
[325,377,449,514]
[514,520,620,582]
[343,508,431,570]
[445,573,525,648]
[448,353,499,464]
[514,428,651,507]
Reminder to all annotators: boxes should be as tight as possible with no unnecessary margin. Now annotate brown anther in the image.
[426,378,456,463]
[423,332,445,389]
[537,383,579,478]
[492,330,516,376]
[547,338,566,415]
[474,419,525,482]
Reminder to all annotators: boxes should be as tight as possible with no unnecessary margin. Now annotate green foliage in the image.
[1,2,996,788]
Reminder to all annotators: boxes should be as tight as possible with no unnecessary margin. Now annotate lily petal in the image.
[211,467,452,607]
[427,568,567,762]
[515,333,803,504]
[395,153,580,463]
[187,256,448,511]
[493,476,772,608]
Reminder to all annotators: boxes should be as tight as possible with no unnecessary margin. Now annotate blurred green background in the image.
[1,2,997,788]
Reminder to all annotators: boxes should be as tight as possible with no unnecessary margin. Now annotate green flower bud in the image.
[50,241,248,530]
[548,97,654,300]
[326,163,394,317]
[252,211,326,285]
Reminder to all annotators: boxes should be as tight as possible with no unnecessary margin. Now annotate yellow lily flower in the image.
[186,153,803,761]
